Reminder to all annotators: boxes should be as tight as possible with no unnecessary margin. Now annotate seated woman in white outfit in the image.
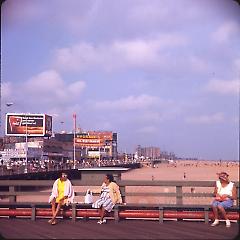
[91,174,122,224]
[211,172,237,228]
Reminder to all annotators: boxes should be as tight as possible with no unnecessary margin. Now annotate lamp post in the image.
[60,121,64,133]
[6,102,14,107]
[73,113,76,169]
[4,103,14,171]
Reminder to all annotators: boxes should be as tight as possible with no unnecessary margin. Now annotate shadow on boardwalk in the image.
[0,218,239,240]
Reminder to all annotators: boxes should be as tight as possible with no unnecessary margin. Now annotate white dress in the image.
[92,185,115,212]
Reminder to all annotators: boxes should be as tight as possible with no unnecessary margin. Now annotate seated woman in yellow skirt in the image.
[48,172,74,225]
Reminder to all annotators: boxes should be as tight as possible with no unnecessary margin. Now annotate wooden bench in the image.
[114,203,239,224]
[0,202,238,224]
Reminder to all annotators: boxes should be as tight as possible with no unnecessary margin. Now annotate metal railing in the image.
[0,180,239,206]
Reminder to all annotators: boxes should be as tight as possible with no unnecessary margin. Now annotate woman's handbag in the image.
[84,189,93,204]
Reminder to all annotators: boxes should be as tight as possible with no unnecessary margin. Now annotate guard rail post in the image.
[159,206,164,224]
[72,203,76,222]
[114,204,119,222]
[31,204,36,221]
[9,186,16,219]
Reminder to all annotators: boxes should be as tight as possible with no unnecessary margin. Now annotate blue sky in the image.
[1,0,240,160]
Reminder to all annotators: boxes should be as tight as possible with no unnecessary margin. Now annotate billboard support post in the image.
[25,114,28,174]
[98,136,101,167]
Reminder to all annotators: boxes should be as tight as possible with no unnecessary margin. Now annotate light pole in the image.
[60,121,64,133]
[73,113,76,169]
[4,103,14,169]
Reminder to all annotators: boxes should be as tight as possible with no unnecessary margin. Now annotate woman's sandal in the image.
[51,220,57,225]
[48,219,53,224]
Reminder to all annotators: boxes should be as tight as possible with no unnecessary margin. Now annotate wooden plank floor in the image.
[0,218,239,240]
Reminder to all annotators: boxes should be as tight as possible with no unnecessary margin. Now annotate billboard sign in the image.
[75,131,113,148]
[75,135,101,147]
[5,113,52,137]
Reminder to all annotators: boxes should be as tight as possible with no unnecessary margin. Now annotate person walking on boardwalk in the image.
[211,172,237,228]
[48,172,75,225]
[90,174,122,224]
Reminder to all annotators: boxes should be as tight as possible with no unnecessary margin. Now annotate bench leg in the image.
[204,208,209,224]
[114,206,119,222]
[72,204,76,222]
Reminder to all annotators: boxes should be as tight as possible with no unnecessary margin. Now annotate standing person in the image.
[91,174,122,224]
[48,172,75,225]
[211,172,237,227]
[183,172,186,180]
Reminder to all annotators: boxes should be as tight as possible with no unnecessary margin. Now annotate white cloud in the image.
[185,112,225,124]
[212,21,240,43]
[53,34,187,72]
[53,43,100,71]
[137,125,157,134]
[94,94,159,111]
[68,81,86,96]
[24,70,86,103]
[2,70,86,113]
[25,69,64,93]
[205,79,239,95]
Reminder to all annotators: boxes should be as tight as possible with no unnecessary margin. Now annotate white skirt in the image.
[92,191,115,212]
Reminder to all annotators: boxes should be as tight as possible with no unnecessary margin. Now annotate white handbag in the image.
[84,189,93,204]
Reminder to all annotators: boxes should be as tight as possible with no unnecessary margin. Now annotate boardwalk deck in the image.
[0,218,239,240]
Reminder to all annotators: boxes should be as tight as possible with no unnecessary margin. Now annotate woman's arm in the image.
[90,183,104,194]
[113,183,122,204]
[213,185,218,197]
[231,185,237,200]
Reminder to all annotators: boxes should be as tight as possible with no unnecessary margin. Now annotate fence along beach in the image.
[6,159,239,205]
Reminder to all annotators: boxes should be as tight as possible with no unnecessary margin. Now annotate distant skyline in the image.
[1,0,240,160]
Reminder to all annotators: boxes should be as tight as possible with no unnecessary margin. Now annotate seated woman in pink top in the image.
[211,172,237,228]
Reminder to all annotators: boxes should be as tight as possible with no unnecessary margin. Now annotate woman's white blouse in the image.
[216,180,234,196]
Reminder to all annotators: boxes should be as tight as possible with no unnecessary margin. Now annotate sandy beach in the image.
[122,160,239,181]
[121,160,239,204]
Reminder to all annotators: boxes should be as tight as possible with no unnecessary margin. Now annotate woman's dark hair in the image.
[106,174,114,182]
[60,172,68,178]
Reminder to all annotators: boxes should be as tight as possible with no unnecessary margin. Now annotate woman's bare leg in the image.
[212,205,219,220]
[99,206,105,221]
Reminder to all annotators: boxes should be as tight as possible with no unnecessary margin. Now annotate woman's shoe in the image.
[97,219,106,224]
[211,219,219,226]
[51,220,57,225]
[48,219,53,224]
[226,220,231,228]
